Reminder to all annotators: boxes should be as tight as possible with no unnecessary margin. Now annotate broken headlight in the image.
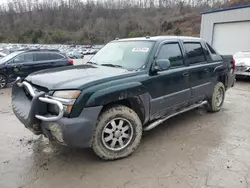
[48,90,81,116]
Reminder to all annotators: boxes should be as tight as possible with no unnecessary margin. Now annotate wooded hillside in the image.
[0,0,249,44]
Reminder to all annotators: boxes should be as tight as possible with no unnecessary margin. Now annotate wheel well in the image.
[0,73,8,88]
[0,73,7,78]
[0,73,7,82]
[217,75,226,87]
[101,98,145,123]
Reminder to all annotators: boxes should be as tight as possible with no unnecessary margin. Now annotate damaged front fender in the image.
[85,82,147,107]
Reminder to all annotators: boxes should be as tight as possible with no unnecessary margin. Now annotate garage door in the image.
[212,21,250,55]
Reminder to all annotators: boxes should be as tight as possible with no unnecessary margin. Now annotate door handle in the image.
[182,72,189,77]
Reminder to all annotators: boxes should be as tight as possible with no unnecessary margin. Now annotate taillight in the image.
[68,59,74,65]
[232,58,236,72]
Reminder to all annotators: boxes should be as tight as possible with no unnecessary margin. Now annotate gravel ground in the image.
[1,78,250,188]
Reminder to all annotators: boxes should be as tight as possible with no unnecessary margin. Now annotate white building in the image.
[200,5,250,55]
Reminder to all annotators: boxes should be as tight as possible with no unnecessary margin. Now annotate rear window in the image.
[50,53,64,60]
[206,43,216,54]
[184,42,206,64]
[34,53,51,61]
[34,52,64,61]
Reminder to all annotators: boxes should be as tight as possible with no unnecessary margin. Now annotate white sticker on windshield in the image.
[132,47,149,52]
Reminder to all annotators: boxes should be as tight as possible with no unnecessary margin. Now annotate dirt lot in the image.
[1,81,250,188]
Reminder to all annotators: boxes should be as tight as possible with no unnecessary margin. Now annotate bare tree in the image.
[0,0,244,44]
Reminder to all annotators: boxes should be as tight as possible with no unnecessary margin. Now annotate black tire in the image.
[92,105,142,160]
[0,74,7,89]
[207,82,225,112]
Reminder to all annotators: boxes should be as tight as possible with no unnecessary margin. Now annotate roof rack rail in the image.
[26,49,60,52]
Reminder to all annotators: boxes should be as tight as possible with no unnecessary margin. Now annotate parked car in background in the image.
[87,49,97,55]
[12,36,235,160]
[66,50,84,59]
[0,43,104,58]
[81,49,88,55]
[0,49,73,88]
[92,48,100,54]
[234,51,250,77]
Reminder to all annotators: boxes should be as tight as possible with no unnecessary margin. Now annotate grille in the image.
[32,84,49,93]
[23,83,48,100]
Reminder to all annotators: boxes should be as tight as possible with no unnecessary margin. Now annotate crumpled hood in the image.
[234,57,250,67]
[25,64,133,90]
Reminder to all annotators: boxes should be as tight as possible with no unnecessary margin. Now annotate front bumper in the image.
[235,66,250,77]
[235,71,250,76]
[12,79,102,148]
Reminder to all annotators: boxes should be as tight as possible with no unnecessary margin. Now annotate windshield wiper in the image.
[101,64,123,68]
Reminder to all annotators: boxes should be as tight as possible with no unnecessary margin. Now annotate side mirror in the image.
[154,59,171,72]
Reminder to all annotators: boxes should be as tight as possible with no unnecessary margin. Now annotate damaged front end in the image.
[235,62,250,76]
[12,77,64,141]
[12,77,102,148]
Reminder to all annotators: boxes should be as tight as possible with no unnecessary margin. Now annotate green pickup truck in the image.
[12,36,235,160]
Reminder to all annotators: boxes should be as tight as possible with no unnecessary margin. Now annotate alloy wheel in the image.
[215,87,224,107]
[101,118,134,151]
[0,75,6,88]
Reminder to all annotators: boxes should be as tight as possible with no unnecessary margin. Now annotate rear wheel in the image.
[207,82,225,112]
[92,105,142,160]
[0,74,7,89]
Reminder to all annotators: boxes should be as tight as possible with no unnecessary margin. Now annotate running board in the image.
[144,101,208,131]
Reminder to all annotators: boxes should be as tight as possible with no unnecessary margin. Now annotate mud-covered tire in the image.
[92,105,142,160]
[207,82,225,112]
[0,74,7,89]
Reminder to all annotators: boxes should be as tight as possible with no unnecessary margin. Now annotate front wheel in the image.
[207,82,225,112]
[92,105,142,160]
[0,74,7,89]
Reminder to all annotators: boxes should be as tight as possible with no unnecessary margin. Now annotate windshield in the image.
[0,51,23,64]
[89,41,155,70]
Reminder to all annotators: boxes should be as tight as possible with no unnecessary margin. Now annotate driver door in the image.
[6,52,34,80]
[145,41,191,120]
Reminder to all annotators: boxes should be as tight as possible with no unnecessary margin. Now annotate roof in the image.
[115,36,201,42]
[201,4,250,15]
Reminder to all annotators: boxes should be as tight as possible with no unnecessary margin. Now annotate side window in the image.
[34,53,51,61]
[13,54,25,63]
[157,43,184,67]
[184,42,206,64]
[50,53,64,60]
[13,53,33,63]
[206,43,216,54]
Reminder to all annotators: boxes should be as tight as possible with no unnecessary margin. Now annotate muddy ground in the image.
[1,80,250,188]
